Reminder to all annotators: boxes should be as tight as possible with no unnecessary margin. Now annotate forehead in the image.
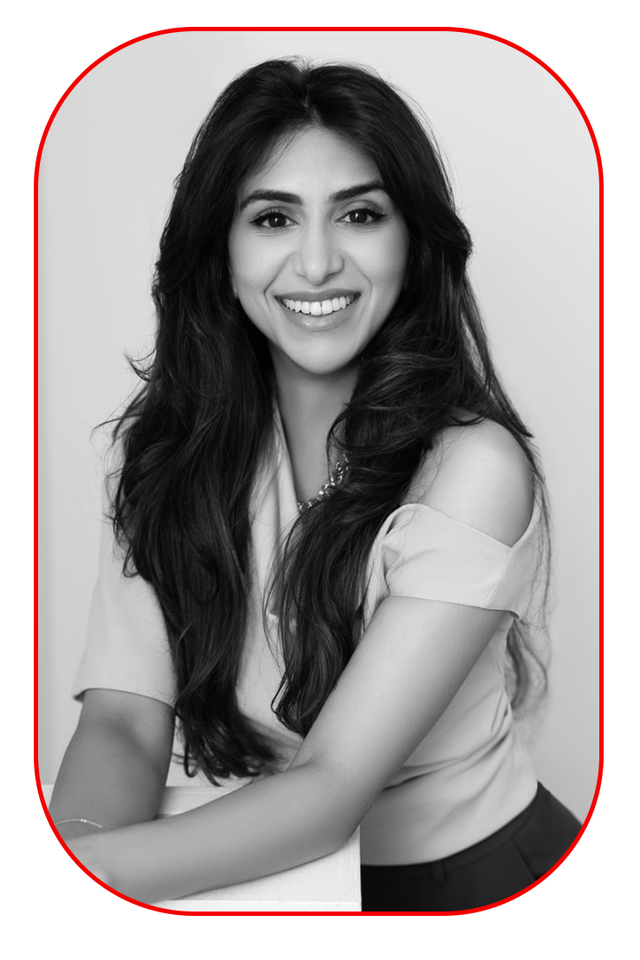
[239,126,381,197]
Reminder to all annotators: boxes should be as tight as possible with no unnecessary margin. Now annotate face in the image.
[228,126,410,381]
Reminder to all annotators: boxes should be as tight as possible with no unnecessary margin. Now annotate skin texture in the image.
[228,127,409,383]
[52,129,534,905]
[57,422,533,904]
[229,126,410,501]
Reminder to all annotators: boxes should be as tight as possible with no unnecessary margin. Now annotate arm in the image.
[66,421,533,903]
[67,598,509,902]
[49,689,174,842]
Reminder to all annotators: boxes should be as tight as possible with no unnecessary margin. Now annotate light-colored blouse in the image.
[74,416,541,865]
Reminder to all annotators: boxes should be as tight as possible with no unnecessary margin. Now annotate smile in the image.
[280,294,358,316]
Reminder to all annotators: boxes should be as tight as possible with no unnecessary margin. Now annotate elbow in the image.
[318,817,359,859]
[304,813,359,866]
[290,758,366,857]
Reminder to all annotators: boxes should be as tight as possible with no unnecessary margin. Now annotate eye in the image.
[251,210,292,229]
[340,207,385,225]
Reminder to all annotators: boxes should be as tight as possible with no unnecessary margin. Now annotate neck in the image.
[272,359,356,503]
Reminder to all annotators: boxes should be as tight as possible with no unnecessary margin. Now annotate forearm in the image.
[69,758,357,903]
[49,716,169,841]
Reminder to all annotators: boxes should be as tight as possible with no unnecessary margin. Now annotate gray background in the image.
[38,29,599,820]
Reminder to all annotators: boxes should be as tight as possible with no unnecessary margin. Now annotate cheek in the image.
[394,229,411,280]
[230,244,278,299]
[228,229,261,295]
[373,237,409,299]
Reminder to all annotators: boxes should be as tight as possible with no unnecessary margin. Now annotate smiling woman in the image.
[228,127,410,409]
[48,57,581,911]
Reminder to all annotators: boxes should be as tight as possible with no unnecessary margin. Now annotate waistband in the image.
[363,782,546,874]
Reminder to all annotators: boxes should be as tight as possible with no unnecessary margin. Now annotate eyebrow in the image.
[239,180,387,211]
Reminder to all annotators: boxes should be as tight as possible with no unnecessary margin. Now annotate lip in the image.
[277,295,357,331]
[276,288,359,302]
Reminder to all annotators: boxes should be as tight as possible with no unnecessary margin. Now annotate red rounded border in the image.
[34,25,604,917]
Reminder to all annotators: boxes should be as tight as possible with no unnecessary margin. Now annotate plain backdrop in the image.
[38,29,599,821]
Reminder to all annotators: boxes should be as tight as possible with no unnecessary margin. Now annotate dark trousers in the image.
[360,783,581,912]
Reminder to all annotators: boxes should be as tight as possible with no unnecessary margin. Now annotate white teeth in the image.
[281,295,356,316]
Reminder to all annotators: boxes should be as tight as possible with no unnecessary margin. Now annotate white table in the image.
[43,784,361,912]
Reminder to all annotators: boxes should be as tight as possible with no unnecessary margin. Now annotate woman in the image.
[49,57,581,911]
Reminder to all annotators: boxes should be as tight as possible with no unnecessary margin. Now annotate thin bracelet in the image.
[54,818,105,830]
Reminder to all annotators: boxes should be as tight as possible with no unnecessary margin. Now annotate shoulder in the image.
[407,419,535,546]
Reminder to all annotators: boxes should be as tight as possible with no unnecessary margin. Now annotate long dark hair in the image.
[111,58,549,782]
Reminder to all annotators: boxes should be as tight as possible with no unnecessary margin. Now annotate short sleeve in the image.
[72,483,177,706]
[379,499,542,620]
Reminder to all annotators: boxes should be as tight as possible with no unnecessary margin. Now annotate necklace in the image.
[297,455,349,512]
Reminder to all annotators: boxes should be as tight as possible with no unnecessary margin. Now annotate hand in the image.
[54,820,104,842]
[64,832,114,888]
[62,823,166,903]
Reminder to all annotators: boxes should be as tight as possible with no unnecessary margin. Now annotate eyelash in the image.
[342,207,385,225]
[250,206,386,229]
[251,210,292,229]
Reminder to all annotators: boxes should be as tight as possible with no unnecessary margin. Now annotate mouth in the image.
[279,294,358,317]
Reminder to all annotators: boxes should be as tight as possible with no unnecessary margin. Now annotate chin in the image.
[285,345,362,380]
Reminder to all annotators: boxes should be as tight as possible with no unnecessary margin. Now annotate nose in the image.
[292,222,344,285]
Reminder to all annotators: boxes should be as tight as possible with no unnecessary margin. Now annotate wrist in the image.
[54,818,105,841]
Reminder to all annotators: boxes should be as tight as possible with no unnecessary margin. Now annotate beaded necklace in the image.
[297,455,349,512]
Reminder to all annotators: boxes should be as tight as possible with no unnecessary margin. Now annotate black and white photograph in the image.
[37,28,599,913]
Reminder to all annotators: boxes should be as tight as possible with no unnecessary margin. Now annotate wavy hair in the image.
[111,58,549,782]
